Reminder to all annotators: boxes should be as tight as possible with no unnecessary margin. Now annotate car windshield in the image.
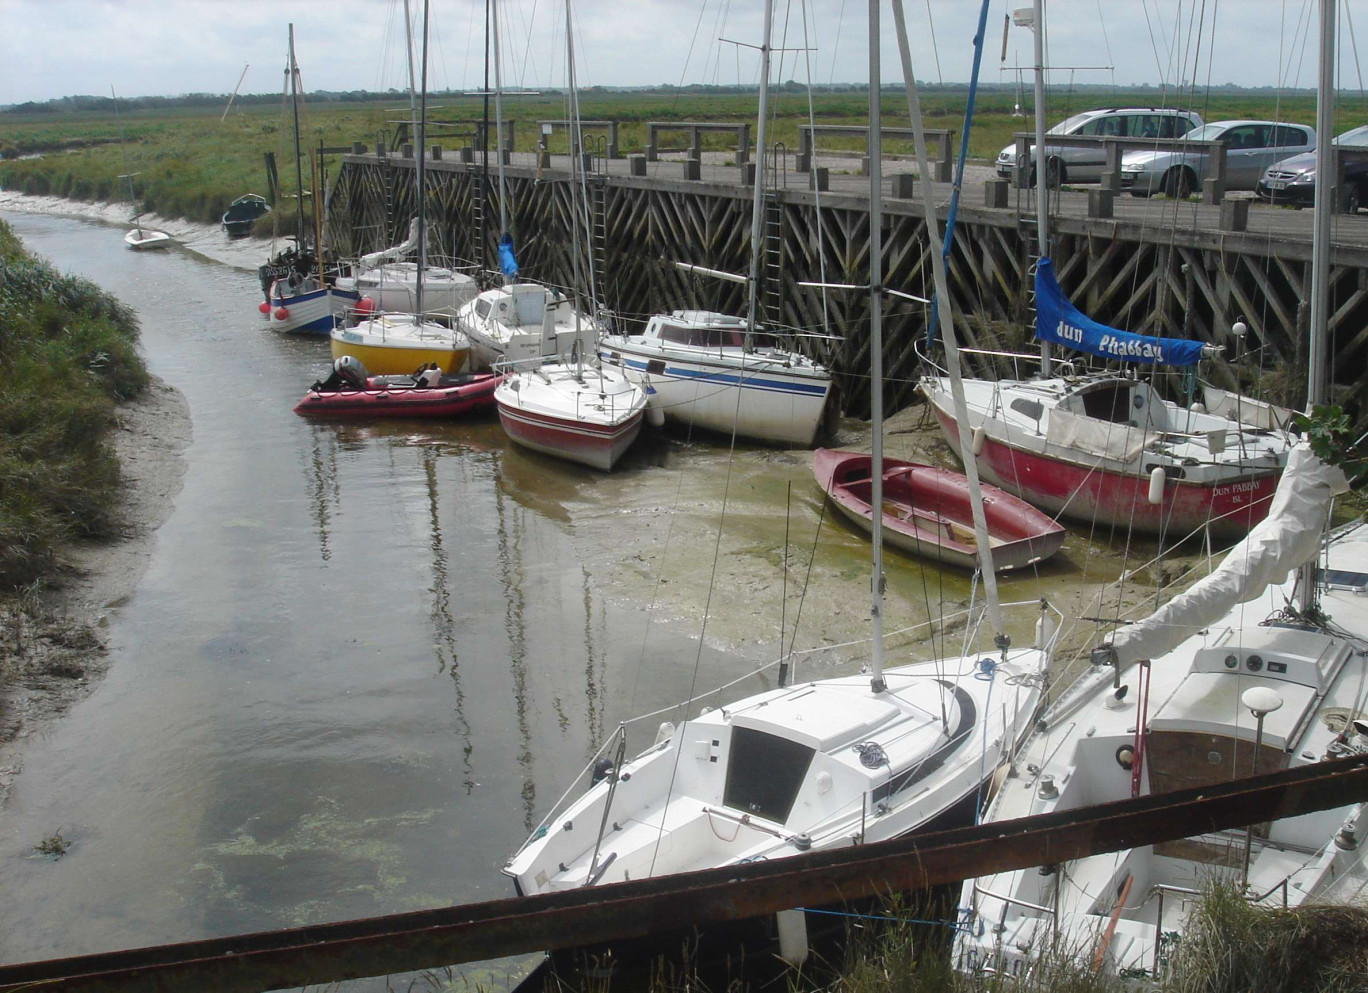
[1049,112,1097,135]
[1334,125,1368,147]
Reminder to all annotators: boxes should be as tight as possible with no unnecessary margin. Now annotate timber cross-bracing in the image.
[324,145,1368,429]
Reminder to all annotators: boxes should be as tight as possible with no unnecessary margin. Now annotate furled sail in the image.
[1034,258,1211,367]
[1108,444,1349,666]
[359,218,421,268]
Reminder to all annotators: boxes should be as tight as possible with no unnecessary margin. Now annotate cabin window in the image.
[475,299,492,320]
[723,727,815,823]
[1320,569,1368,592]
[658,322,747,348]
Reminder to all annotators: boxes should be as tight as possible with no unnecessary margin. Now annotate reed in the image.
[0,218,148,588]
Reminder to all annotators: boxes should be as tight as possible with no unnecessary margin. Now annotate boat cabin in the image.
[644,310,787,351]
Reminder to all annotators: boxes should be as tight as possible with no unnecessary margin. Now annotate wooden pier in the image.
[324,142,1368,421]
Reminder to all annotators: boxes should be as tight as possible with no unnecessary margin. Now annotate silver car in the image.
[995,107,1203,186]
[1121,119,1316,197]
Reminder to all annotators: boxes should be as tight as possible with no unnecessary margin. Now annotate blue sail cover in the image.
[498,232,519,278]
[1034,258,1207,367]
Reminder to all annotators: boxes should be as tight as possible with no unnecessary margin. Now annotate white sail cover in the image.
[360,218,421,268]
[1110,444,1350,666]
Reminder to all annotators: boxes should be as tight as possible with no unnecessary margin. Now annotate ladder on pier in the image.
[762,192,784,329]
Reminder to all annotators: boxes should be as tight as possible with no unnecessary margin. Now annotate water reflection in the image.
[494,480,537,833]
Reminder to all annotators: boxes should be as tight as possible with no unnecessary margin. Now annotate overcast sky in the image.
[1,1,1364,106]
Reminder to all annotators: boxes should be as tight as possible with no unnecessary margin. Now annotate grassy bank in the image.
[0,217,148,588]
[0,88,1350,236]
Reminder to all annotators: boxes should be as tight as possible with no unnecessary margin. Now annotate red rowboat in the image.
[813,449,1067,572]
[293,372,504,419]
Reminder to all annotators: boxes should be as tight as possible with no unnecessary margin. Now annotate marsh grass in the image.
[0,217,148,589]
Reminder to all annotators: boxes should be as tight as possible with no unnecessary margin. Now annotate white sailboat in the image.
[334,218,479,318]
[917,4,1293,541]
[594,9,832,449]
[328,5,472,375]
[111,87,171,251]
[956,2,1366,980]
[258,24,360,335]
[502,0,1050,896]
[491,0,646,472]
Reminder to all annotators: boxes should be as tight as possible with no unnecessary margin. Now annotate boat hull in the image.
[813,449,1066,571]
[292,373,502,419]
[266,283,360,336]
[929,400,1281,540]
[330,327,471,376]
[496,398,644,471]
[599,339,830,447]
[125,229,171,250]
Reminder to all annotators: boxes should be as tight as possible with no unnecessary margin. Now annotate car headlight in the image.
[1290,171,1316,184]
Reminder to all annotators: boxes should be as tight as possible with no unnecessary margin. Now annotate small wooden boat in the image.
[222,194,272,238]
[293,372,504,419]
[813,449,1066,571]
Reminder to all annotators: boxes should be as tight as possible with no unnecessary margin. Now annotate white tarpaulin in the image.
[1045,407,1148,463]
[1110,444,1350,666]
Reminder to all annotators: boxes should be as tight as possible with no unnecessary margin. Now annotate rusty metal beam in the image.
[3,755,1366,993]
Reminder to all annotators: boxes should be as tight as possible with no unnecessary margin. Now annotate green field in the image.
[0,87,1352,234]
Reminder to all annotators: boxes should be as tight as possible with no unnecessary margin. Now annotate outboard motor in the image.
[334,355,367,389]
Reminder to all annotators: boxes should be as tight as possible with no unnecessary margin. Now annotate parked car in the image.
[995,107,1203,186]
[1256,124,1368,212]
[1121,119,1315,197]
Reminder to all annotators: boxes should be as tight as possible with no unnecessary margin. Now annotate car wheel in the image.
[1027,158,1065,189]
[1162,167,1194,199]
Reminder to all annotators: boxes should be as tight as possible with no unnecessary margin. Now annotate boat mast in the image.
[1030,0,1052,376]
[288,24,305,248]
[891,0,1007,634]
[866,0,887,693]
[492,0,510,245]
[565,0,592,379]
[110,85,143,239]
[403,0,419,137]
[1299,0,1335,614]
[414,0,431,319]
[742,0,776,354]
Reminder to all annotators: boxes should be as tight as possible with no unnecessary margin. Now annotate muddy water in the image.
[0,211,1159,985]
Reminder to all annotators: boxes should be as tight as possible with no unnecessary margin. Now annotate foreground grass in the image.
[0,217,148,588]
[1,87,1356,236]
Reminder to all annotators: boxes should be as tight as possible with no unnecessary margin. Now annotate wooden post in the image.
[1101,139,1122,192]
[683,158,701,181]
[984,179,1009,208]
[629,154,647,177]
[809,167,829,192]
[1203,143,1226,204]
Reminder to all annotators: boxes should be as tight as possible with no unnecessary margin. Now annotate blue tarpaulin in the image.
[1034,258,1208,367]
[498,232,519,278]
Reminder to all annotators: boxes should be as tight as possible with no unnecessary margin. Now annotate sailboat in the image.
[594,14,832,448]
[956,1,1366,980]
[333,217,479,317]
[456,1,591,376]
[111,87,171,251]
[489,0,646,472]
[258,24,360,335]
[917,7,1292,541]
[328,5,475,376]
[502,0,1050,897]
